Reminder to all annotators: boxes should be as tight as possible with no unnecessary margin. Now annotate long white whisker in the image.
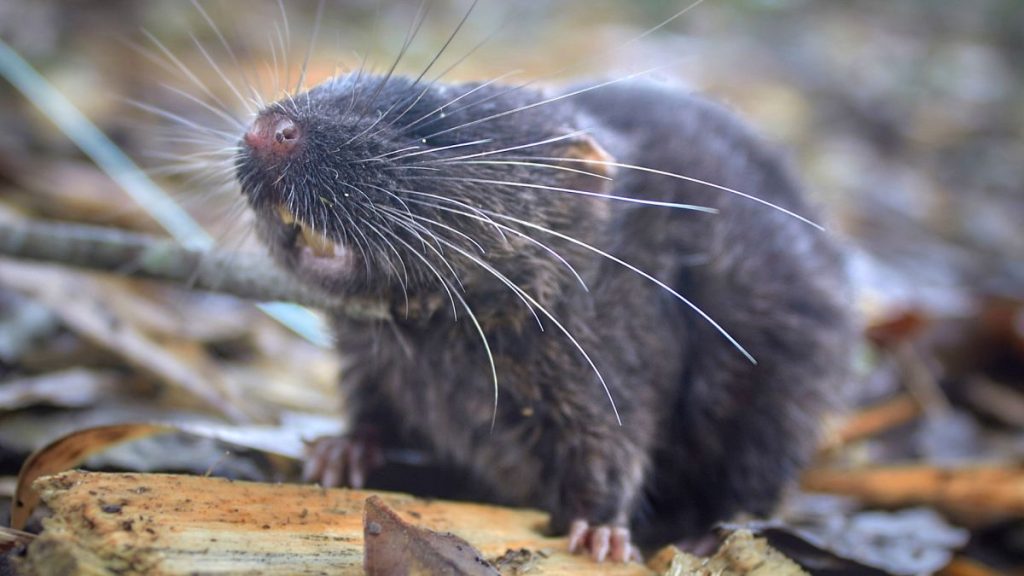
[357,0,431,122]
[409,0,707,136]
[295,0,326,94]
[391,211,466,292]
[476,207,756,364]
[365,0,485,138]
[397,195,589,291]
[361,144,422,162]
[190,0,264,107]
[383,221,500,430]
[401,221,622,425]
[349,205,411,308]
[142,30,231,114]
[187,32,253,116]
[420,130,588,162]
[399,69,522,134]
[417,65,674,142]
[411,0,478,88]
[158,83,245,130]
[376,138,492,162]
[388,187,507,243]
[407,175,719,213]
[624,0,709,48]
[488,156,825,230]
[380,216,459,319]
[363,183,415,218]
[381,205,486,255]
[125,99,239,141]
[437,159,613,181]
[276,0,292,92]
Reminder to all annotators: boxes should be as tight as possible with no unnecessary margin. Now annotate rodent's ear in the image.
[560,134,617,179]
[555,134,617,195]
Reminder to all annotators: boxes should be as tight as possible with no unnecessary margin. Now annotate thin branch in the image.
[0,218,389,321]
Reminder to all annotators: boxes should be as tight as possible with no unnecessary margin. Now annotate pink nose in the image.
[243,114,301,157]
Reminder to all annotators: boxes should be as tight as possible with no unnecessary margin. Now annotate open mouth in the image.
[276,205,340,259]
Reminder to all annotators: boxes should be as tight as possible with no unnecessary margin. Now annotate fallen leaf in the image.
[363,494,500,576]
[12,423,172,530]
[0,261,252,421]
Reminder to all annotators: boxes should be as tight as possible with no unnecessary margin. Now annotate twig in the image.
[0,218,389,321]
[830,393,922,447]
[802,464,1024,520]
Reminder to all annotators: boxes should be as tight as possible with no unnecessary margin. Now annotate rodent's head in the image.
[236,74,615,306]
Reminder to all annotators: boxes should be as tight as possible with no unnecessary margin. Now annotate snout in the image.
[243,112,302,159]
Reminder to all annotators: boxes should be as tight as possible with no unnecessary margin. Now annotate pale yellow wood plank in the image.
[16,471,656,575]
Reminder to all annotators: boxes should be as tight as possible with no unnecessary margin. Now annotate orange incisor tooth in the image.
[277,205,334,257]
[277,205,296,225]
[301,226,335,258]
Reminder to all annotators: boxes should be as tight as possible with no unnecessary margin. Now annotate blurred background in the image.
[2,0,1022,308]
[0,1,1022,573]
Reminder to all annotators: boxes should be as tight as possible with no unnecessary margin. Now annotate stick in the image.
[0,218,389,321]
[802,464,1024,520]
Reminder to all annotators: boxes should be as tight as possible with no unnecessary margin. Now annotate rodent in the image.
[235,69,853,561]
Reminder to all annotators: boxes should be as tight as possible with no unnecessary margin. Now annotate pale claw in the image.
[566,518,640,563]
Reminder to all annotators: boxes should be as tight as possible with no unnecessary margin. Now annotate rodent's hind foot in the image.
[302,432,383,489]
[567,519,640,563]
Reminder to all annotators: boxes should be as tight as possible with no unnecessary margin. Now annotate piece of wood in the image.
[0,218,389,320]
[936,556,1006,576]
[14,471,655,575]
[11,424,173,531]
[802,464,1024,520]
[657,531,808,576]
[829,394,922,447]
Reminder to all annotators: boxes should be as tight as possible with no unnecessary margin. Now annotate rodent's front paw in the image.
[566,519,641,563]
[302,432,383,489]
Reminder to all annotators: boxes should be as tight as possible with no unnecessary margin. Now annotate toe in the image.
[319,439,347,488]
[564,518,637,563]
[346,440,365,488]
[301,438,330,483]
[610,527,632,562]
[589,526,611,562]
[567,519,589,553]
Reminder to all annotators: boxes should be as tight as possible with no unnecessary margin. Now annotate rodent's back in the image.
[570,79,852,539]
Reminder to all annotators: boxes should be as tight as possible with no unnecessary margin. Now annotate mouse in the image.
[234,69,854,562]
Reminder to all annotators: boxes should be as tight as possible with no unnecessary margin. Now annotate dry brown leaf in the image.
[12,423,172,530]
[2,158,161,232]
[363,494,500,576]
[0,260,252,421]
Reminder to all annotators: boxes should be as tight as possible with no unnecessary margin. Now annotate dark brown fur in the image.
[236,73,853,551]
